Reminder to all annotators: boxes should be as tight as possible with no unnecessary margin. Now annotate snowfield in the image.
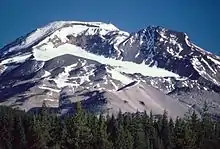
[3,21,120,55]
[33,43,179,78]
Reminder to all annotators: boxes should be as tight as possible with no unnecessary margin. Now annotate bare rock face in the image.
[0,21,220,118]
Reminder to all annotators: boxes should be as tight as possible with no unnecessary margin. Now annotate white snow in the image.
[192,57,206,74]
[159,31,168,39]
[110,80,118,90]
[33,43,179,78]
[50,62,93,88]
[139,38,144,45]
[42,71,51,78]
[201,58,216,74]
[170,34,176,38]
[97,22,119,31]
[184,34,192,47]
[176,77,189,81]
[110,34,129,46]
[52,63,79,88]
[203,87,208,91]
[107,69,133,84]
[207,56,220,65]
[177,43,184,54]
[44,99,55,102]
[110,32,130,56]
[182,81,188,87]
[50,25,116,43]
[192,43,212,55]
[169,38,177,45]
[159,38,164,42]
[167,47,175,55]
[6,22,65,54]
[0,54,32,65]
[163,38,183,58]
[127,36,134,47]
[70,75,91,84]
[135,51,140,58]
[38,86,60,93]
[4,20,120,56]
[96,83,100,88]
[192,57,220,85]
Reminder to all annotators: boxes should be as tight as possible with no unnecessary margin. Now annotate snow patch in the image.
[44,99,56,102]
[184,34,192,47]
[38,86,60,93]
[177,43,184,54]
[159,31,168,39]
[52,63,79,88]
[135,51,140,58]
[167,47,175,55]
[201,58,216,74]
[207,56,220,65]
[192,57,220,85]
[0,54,32,65]
[110,80,118,90]
[6,22,65,54]
[33,43,179,78]
[107,69,133,84]
[42,71,51,78]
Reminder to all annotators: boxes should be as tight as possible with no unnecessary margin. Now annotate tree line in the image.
[0,102,219,149]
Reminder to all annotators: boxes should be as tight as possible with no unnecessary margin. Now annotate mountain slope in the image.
[0,21,220,118]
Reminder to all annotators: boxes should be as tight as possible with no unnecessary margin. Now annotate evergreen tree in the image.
[0,109,14,149]
[65,101,92,149]
[168,118,175,149]
[92,114,113,149]
[133,122,148,149]
[28,101,51,149]
[115,124,127,149]
[107,115,118,146]
[124,128,133,149]
[174,117,185,149]
[161,110,173,149]
[12,116,26,149]
[29,116,49,149]
[0,99,220,149]
[48,116,62,148]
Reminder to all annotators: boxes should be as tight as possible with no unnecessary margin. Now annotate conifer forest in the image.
[0,102,219,149]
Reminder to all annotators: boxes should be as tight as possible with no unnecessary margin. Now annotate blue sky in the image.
[0,0,219,53]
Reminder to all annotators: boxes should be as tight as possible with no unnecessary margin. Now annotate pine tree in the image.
[65,101,92,149]
[200,101,217,149]
[133,122,148,149]
[183,120,197,149]
[107,115,118,146]
[60,120,68,149]
[161,110,173,149]
[174,117,185,149]
[30,117,49,149]
[0,109,14,149]
[12,116,26,149]
[28,102,51,149]
[124,128,133,149]
[115,124,127,149]
[48,116,62,148]
[92,114,113,149]
[168,118,175,149]
[1,99,220,149]
[149,111,156,149]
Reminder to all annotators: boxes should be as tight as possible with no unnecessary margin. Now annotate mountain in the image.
[1,21,220,118]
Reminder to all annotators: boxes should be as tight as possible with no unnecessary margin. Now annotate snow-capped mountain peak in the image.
[0,21,121,57]
[1,20,220,118]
